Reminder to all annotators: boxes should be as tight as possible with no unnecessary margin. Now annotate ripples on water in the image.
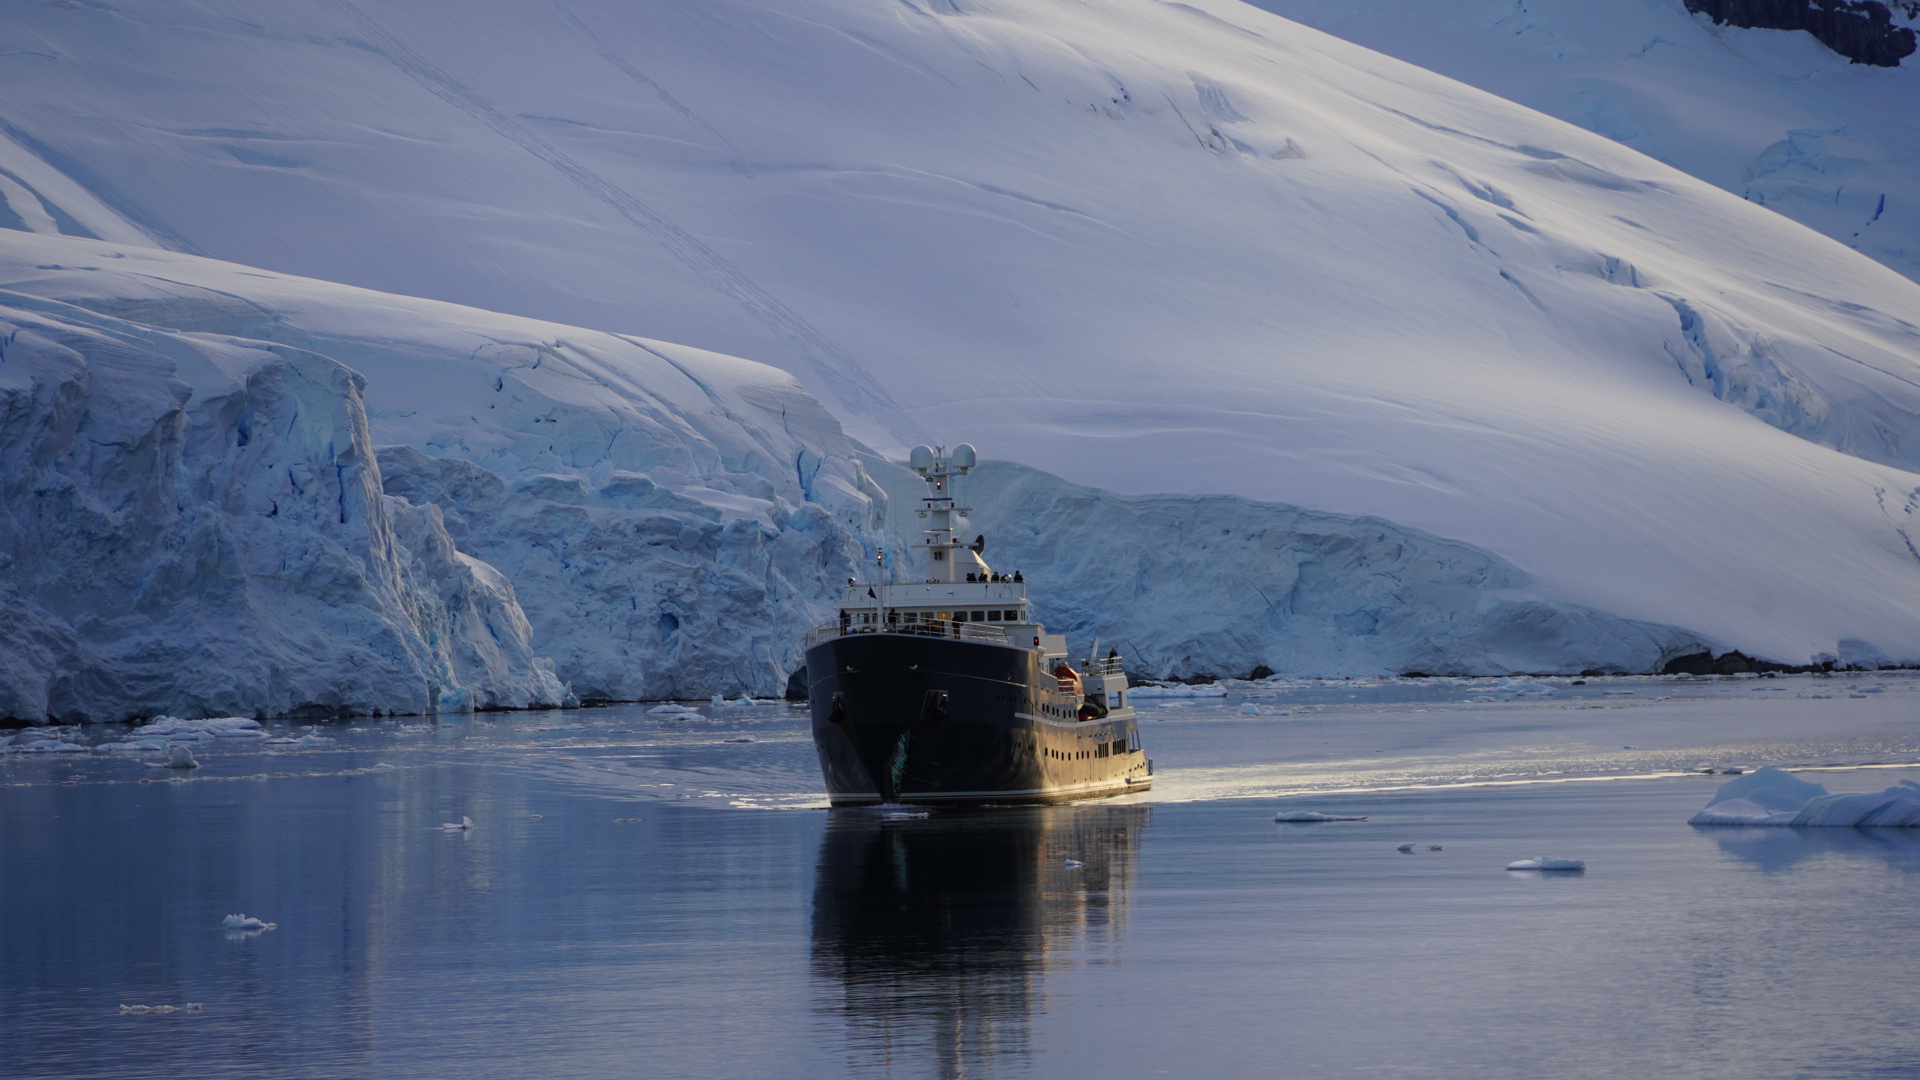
[4,673,1920,1079]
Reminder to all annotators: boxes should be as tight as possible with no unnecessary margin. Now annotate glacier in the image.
[872,458,1712,678]
[0,230,885,719]
[0,285,572,723]
[1689,766,1920,826]
[0,1,1919,671]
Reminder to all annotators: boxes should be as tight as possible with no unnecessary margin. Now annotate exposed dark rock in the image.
[1685,0,1916,66]
[1401,671,1433,678]
[1246,665,1276,680]
[1660,650,1833,675]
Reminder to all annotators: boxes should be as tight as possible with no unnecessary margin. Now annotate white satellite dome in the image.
[908,444,935,472]
[950,443,977,471]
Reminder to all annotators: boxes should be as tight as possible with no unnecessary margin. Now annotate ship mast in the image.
[908,443,979,583]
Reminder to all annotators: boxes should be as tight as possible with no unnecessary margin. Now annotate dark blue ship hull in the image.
[805,631,1150,805]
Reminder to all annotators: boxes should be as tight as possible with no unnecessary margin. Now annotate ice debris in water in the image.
[1128,684,1228,698]
[880,810,928,821]
[222,914,276,931]
[723,735,758,743]
[1064,859,1084,869]
[441,816,475,831]
[1688,766,1920,826]
[1397,843,1417,853]
[167,745,199,769]
[121,1003,201,1014]
[1506,857,1585,871]
[1274,811,1369,822]
[648,703,701,717]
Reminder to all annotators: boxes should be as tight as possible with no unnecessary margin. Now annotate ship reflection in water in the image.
[810,804,1149,1078]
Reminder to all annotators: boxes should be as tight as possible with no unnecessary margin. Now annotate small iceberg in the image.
[222,914,276,931]
[648,703,701,717]
[722,735,758,743]
[1064,859,1084,868]
[440,816,475,831]
[1274,811,1368,822]
[167,745,200,769]
[1506,857,1585,871]
[1688,766,1920,826]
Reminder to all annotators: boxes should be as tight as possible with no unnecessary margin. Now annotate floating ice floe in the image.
[97,740,166,753]
[14,740,89,753]
[722,735,758,743]
[167,745,199,769]
[1688,766,1920,826]
[120,1003,201,1014]
[222,914,276,931]
[1274,811,1369,822]
[441,816,475,831]
[1128,684,1228,698]
[139,717,266,741]
[648,704,701,717]
[1506,857,1586,871]
[1064,859,1084,869]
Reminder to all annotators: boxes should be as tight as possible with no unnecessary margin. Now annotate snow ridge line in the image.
[325,0,896,416]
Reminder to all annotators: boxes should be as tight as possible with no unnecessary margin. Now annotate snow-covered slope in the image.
[0,231,886,717]
[1241,0,1920,281]
[0,286,569,722]
[4,1,1920,666]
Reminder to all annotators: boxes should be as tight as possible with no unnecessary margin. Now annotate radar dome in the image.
[950,443,977,470]
[908,444,935,472]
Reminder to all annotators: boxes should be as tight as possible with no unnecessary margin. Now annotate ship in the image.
[804,443,1151,805]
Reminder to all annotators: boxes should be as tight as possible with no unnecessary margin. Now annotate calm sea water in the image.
[5,676,1919,1079]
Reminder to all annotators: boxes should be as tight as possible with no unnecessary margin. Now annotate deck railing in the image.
[806,619,1012,649]
[1075,656,1125,677]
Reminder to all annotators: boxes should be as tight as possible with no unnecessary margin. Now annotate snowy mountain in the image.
[3,0,1920,684]
[1242,0,1920,281]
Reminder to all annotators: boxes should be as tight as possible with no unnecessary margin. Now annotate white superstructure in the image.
[830,444,1047,644]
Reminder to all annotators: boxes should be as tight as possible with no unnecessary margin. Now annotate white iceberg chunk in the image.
[221,914,275,931]
[1274,811,1369,822]
[1688,766,1920,826]
[167,745,199,769]
[440,816,475,831]
[1506,857,1586,870]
